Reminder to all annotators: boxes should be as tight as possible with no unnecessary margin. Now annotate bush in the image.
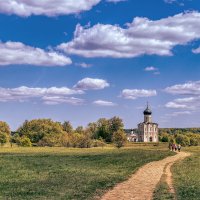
[175,134,190,146]
[18,136,32,147]
[113,130,127,148]
[92,138,106,147]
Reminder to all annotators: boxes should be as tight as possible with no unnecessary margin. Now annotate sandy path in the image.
[101,152,190,200]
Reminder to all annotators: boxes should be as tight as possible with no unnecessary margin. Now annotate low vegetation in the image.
[0,145,174,200]
[172,146,200,200]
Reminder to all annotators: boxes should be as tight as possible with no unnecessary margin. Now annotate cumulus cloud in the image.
[106,0,127,3]
[0,86,84,105]
[144,66,158,71]
[58,11,200,58]
[42,96,84,105]
[121,89,157,100]
[0,41,72,66]
[164,81,200,110]
[93,100,117,106]
[192,47,200,54]
[165,101,188,109]
[75,62,92,68]
[73,78,110,90]
[164,81,200,95]
[0,0,101,17]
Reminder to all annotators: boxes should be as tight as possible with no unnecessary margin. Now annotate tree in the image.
[96,118,111,142]
[62,121,73,133]
[113,130,127,148]
[109,116,124,133]
[175,134,190,146]
[0,121,10,146]
[17,119,65,145]
[75,126,84,134]
[18,136,32,147]
[160,133,169,142]
[86,122,98,139]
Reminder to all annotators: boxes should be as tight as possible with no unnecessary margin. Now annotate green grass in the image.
[0,145,174,200]
[172,146,200,200]
[153,174,174,200]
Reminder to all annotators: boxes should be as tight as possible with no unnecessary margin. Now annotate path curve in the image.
[101,152,190,200]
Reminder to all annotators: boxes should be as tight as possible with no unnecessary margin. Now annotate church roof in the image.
[143,103,152,115]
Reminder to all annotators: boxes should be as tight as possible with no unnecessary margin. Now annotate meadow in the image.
[172,146,200,200]
[0,144,173,200]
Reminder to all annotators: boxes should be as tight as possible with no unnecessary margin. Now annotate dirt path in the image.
[101,152,190,200]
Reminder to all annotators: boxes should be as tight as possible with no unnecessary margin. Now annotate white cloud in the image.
[93,100,117,106]
[0,0,101,17]
[58,11,200,58]
[42,96,84,105]
[0,86,84,105]
[165,101,188,109]
[166,111,192,117]
[164,81,200,95]
[75,62,92,68]
[106,0,127,3]
[192,47,200,54]
[0,41,72,66]
[121,89,157,100]
[164,0,176,4]
[73,78,110,90]
[144,66,158,71]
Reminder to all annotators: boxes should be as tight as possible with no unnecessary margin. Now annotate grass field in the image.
[0,144,173,200]
[172,146,200,200]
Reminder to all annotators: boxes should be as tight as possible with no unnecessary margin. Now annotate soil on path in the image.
[100,152,190,200]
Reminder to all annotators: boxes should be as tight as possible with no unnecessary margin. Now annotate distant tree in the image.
[86,122,98,139]
[175,134,190,146]
[113,130,127,148]
[160,133,169,142]
[96,118,111,142]
[75,126,84,134]
[18,136,32,147]
[109,116,124,134]
[190,137,199,146]
[17,119,64,144]
[0,121,10,146]
[62,121,73,134]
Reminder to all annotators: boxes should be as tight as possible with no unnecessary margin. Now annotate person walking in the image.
[178,144,181,152]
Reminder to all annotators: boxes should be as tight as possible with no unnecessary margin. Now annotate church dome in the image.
[143,104,152,115]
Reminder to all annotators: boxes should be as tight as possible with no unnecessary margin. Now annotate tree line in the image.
[0,117,127,148]
[159,129,200,146]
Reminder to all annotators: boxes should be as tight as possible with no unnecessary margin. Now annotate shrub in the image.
[18,136,32,147]
[113,130,127,148]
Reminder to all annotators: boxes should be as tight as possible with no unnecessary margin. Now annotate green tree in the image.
[86,122,98,139]
[18,136,32,147]
[96,118,111,142]
[175,134,190,146]
[75,126,84,134]
[0,121,10,146]
[160,133,169,142]
[62,121,73,133]
[17,119,64,145]
[109,116,124,134]
[113,130,127,148]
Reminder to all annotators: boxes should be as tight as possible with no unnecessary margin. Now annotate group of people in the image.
[169,143,181,152]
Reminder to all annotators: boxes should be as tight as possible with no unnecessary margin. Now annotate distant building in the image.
[127,130,138,142]
[137,103,158,142]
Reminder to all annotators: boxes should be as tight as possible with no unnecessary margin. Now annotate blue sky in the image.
[0,0,200,130]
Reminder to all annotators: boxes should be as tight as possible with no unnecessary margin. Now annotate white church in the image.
[127,104,158,142]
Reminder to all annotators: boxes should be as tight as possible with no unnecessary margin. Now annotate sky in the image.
[0,0,200,130]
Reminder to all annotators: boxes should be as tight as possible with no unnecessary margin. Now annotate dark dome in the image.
[143,105,152,115]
